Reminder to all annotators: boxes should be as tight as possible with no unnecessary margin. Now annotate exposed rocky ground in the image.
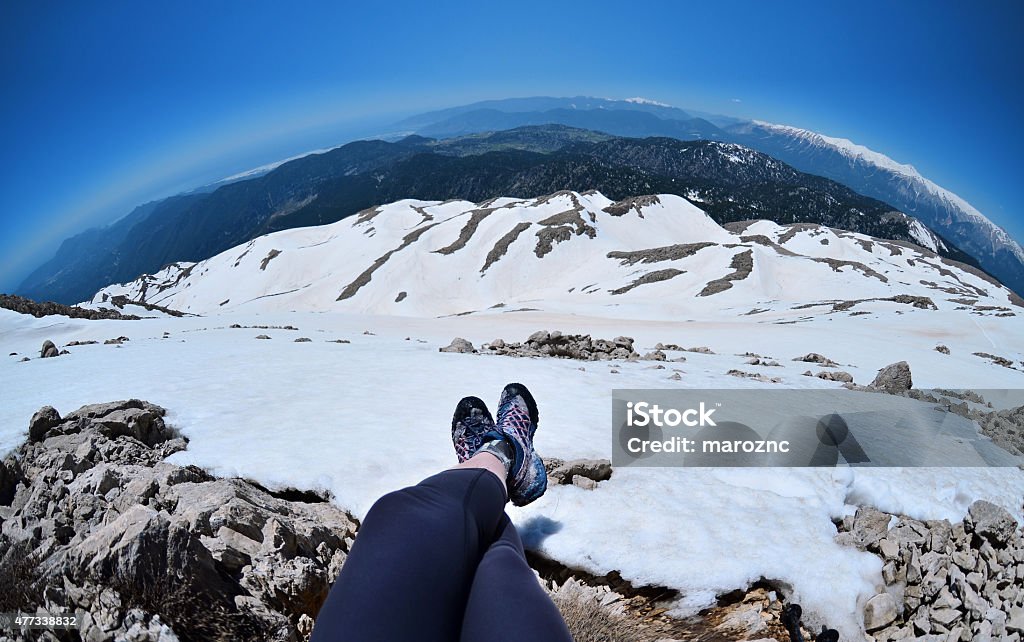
[442,331,646,361]
[0,401,357,642]
[836,502,1024,641]
[3,382,1021,641]
[0,295,139,321]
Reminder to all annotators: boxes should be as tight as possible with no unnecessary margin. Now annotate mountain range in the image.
[18,120,980,304]
[84,190,1019,320]
[389,97,1024,296]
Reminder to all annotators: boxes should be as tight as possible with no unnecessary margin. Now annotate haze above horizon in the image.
[1,0,1021,293]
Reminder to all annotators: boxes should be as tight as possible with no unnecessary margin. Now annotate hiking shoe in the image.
[451,396,495,463]
[491,383,547,506]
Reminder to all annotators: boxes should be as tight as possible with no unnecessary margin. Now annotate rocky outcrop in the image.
[479,331,642,361]
[836,501,1024,641]
[0,294,140,321]
[0,401,356,642]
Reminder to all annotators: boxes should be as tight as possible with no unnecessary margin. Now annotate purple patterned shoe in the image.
[491,383,547,506]
[451,396,495,463]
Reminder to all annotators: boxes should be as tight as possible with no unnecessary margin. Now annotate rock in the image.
[935,345,951,354]
[1,399,357,640]
[864,593,898,631]
[816,370,854,383]
[793,352,837,366]
[439,337,476,353]
[294,337,312,342]
[29,405,62,442]
[571,475,597,490]
[41,339,59,358]
[642,350,667,361]
[879,537,900,559]
[545,458,613,485]
[1008,606,1024,633]
[930,606,961,627]
[968,499,1018,545]
[871,361,913,393]
[668,372,682,381]
[254,334,271,340]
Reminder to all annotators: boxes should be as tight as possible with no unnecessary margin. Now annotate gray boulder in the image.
[440,337,476,353]
[863,592,898,631]
[968,500,1019,546]
[41,339,59,358]
[29,405,62,442]
[871,361,913,393]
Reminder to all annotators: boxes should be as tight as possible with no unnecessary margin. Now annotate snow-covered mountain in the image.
[9,190,1023,641]
[85,191,1021,322]
[726,120,1024,296]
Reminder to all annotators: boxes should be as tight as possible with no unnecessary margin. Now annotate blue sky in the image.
[1,0,1022,293]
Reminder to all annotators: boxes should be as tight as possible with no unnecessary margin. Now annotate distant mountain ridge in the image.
[384,96,1024,295]
[17,125,970,303]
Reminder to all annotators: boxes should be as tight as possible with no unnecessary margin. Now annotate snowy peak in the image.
[739,121,1024,272]
[86,191,1021,322]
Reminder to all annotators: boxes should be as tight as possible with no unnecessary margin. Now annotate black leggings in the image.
[311,468,572,642]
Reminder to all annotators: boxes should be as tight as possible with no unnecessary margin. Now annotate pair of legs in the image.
[310,386,572,641]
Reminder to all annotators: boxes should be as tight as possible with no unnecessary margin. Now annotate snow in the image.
[5,191,1024,640]
[624,97,672,107]
[752,121,1024,264]
[215,144,347,184]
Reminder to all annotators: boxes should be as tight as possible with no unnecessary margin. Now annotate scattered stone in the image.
[362,330,375,335]
[103,336,130,345]
[439,337,476,354]
[686,346,714,354]
[935,345,950,355]
[67,340,99,346]
[668,372,682,381]
[837,501,1024,641]
[327,339,351,344]
[871,361,913,393]
[254,334,271,340]
[642,350,666,361]
[294,337,312,343]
